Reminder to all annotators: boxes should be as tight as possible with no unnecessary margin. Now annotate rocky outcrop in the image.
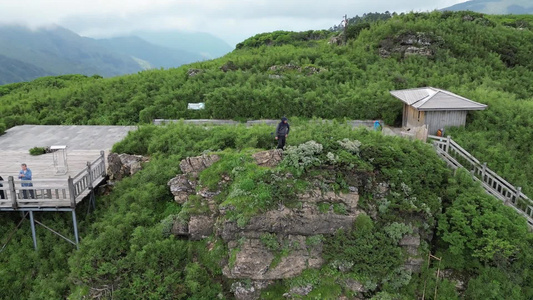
[168,153,363,290]
[107,153,149,181]
[221,189,359,241]
[220,61,238,72]
[223,235,323,280]
[221,206,357,241]
[187,68,203,77]
[343,278,365,293]
[188,215,215,240]
[231,281,271,300]
[167,174,196,204]
[179,154,220,176]
[379,32,441,59]
[167,154,222,239]
[268,64,326,75]
[328,35,344,46]
[166,151,434,299]
[399,232,424,272]
[219,189,359,283]
[252,149,283,167]
[285,285,314,298]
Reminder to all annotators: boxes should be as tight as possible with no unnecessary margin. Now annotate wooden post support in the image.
[446,136,451,153]
[8,176,17,209]
[68,176,76,208]
[481,162,487,181]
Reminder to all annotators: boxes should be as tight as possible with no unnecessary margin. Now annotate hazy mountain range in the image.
[442,0,533,14]
[0,25,233,85]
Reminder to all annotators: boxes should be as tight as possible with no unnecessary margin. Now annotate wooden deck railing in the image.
[0,151,106,210]
[429,135,533,227]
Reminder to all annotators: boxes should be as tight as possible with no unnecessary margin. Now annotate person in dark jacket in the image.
[0,175,4,200]
[275,117,290,149]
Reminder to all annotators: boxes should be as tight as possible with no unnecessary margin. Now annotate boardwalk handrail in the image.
[428,135,533,227]
[70,151,106,202]
[1,151,106,210]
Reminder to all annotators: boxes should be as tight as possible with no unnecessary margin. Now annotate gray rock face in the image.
[188,215,215,240]
[288,284,313,296]
[223,235,323,280]
[106,153,149,181]
[179,154,220,176]
[231,281,271,300]
[171,220,188,236]
[399,232,423,272]
[170,155,361,284]
[328,35,344,45]
[252,149,283,167]
[220,61,238,72]
[219,190,360,283]
[343,278,365,293]
[167,174,196,204]
[187,68,203,77]
[399,234,421,256]
[379,32,441,59]
[221,206,358,241]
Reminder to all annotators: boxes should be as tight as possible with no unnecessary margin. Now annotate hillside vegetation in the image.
[1,121,531,299]
[1,11,532,196]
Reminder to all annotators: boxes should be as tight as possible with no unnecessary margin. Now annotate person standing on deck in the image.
[19,163,34,199]
[275,117,290,150]
[0,175,5,199]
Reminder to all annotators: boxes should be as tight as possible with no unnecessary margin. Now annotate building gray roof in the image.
[390,87,488,111]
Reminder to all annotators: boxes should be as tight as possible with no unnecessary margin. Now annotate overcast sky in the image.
[0,0,468,46]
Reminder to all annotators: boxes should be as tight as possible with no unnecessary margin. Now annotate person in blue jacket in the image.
[373,120,382,131]
[19,163,34,199]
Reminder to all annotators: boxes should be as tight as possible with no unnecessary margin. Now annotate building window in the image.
[418,111,421,122]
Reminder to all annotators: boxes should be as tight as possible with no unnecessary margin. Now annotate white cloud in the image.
[0,0,469,45]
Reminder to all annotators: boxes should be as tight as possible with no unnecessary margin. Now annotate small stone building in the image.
[390,87,487,134]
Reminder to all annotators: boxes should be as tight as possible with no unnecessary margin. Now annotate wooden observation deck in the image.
[0,125,136,250]
[0,151,106,211]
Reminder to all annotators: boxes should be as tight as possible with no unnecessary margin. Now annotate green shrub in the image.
[282,140,323,174]
[29,146,47,156]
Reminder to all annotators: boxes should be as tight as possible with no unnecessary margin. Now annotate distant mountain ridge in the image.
[97,36,203,69]
[442,0,533,14]
[0,25,233,85]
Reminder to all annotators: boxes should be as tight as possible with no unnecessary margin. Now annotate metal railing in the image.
[429,135,533,227]
[0,151,106,210]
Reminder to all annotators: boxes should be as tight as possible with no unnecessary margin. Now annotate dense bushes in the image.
[1,14,531,197]
[1,121,531,298]
[437,169,533,299]
[235,30,332,49]
[1,13,531,128]
[1,10,533,299]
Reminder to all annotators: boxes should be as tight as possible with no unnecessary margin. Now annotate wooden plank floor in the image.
[0,125,135,179]
[0,125,136,210]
